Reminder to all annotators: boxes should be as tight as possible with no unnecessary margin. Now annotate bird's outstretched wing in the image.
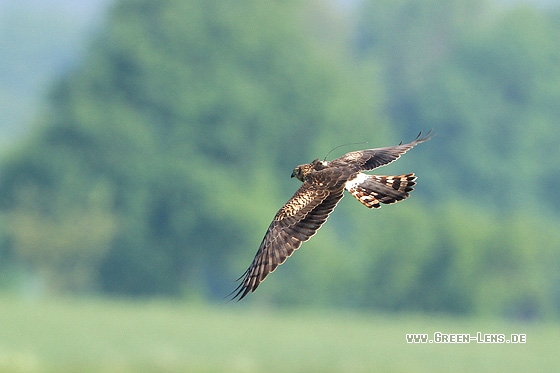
[230,131,433,300]
[230,175,345,301]
[329,130,433,172]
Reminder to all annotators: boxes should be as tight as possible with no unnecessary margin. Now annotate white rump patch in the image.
[345,173,369,190]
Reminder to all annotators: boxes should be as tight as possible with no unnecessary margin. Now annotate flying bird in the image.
[230,131,433,300]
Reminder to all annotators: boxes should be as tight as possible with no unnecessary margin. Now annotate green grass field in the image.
[0,297,558,372]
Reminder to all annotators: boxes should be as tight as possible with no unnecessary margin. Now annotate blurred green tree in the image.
[356,0,560,318]
[358,0,560,210]
[2,0,559,320]
[0,0,385,297]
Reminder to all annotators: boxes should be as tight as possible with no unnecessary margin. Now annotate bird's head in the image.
[291,164,306,182]
[291,159,326,182]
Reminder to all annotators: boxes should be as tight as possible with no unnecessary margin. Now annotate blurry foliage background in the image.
[1,0,560,320]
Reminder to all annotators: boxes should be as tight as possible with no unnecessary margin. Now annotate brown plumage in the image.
[230,131,433,300]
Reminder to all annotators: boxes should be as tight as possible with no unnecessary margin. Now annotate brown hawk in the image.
[230,131,433,300]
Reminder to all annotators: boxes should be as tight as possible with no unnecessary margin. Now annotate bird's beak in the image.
[290,170,296,178]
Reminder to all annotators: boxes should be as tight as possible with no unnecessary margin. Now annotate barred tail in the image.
[345,173,417,209]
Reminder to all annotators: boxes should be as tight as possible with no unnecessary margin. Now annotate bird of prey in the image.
[230,131,433,300]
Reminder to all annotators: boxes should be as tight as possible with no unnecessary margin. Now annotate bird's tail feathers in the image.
[347,173,416,208]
